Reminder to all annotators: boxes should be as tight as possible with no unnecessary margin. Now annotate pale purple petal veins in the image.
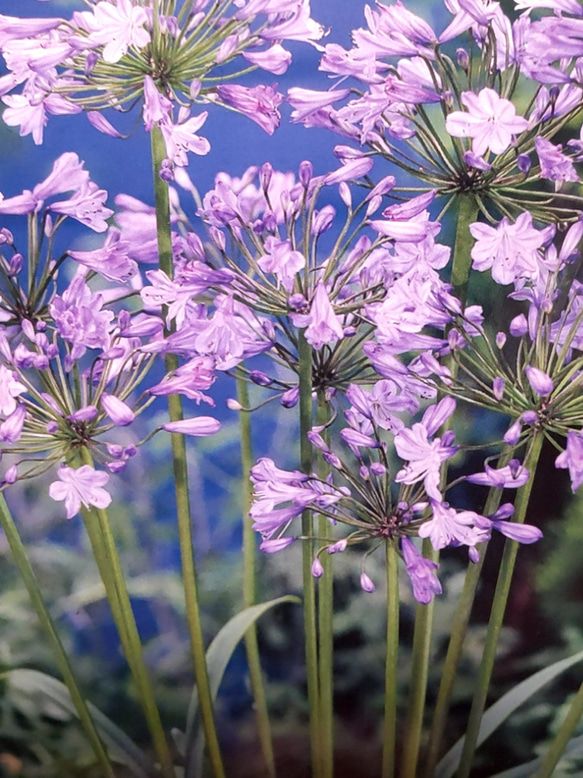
[49,464,111,519]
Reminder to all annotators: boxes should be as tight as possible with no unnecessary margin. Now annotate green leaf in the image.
[1,669,158,778]
[436,649,583,778]
[184,595,300,778]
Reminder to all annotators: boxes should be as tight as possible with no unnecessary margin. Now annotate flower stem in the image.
[299,329,321,778]
[450,193,478,306]
[533,679,583,778]
[317,391,334,778]
[400,540,438,778]
[455,432,544,778]
[0,495,116,778]
[150,124,225,778]
[78,450,174,778]
[382,540,399,778]
[422,450,513,778]
[237,376,276,778]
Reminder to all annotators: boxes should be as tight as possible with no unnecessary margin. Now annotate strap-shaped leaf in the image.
[436,649,583,778]
[1,668,157,778]
[184,595,300,778]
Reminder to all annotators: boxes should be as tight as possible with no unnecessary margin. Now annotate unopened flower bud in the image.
[311,557,324,578]
[281,387,299,408]
[510,314,528,337]
[517,153,531,174]
[102,393,135,426]
[493,377,505,401]
[496,332,507,348]
[339,181,352,208]
[260,162,273,192]
[8,253,22,276]
[522,410,537,425]
[4,465,17,484]
[250,370,273,386]
[456,47,469,70]
[299,160,313,188]
[328,539,347,554]
[360,572,375,593]
[0,228,13,245]
[504,419,521,445]
[525,365,554,397]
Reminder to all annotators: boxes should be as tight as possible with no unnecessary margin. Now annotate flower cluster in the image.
[0,153,220,517]
[287,0,583,220]
[0,0,322,172]
[250,395,542,603]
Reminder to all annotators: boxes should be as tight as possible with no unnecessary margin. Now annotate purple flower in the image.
[492,520,543,543]
[216,84,283,135]
[49,464,111,519]
[360,572,375,593]
[556,430,583,491]
[466,460,530,488]
[446,88,528,156]
[290,282,344,350]
[535,136,579,184]
[401,538,442,604]
[101,393,135,427]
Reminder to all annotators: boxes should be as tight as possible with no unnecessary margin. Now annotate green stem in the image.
[299,329,321,778]
[78,449,174,778]
[401,540,438,778]
[533,679,583,778]
[382,540,399,778]
[449,193,478,306]
[423,450,513,778]
[455,432,544,778]
[238,377,276,778]
[150,125,225,778]
[0,495,116,778]
[317,392,334,778]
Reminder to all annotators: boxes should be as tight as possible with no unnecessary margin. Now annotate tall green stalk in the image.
[298,329,321,778]
[455,432,544,778]
[400,542,438,778]
[382,540,400,778]
[423,450,512,778]
[150,125,224,778]
[78,448,174,778]
[401,192,479,778]
[237,376,276,778]
[0,495,116,778]
[316,391,334,778]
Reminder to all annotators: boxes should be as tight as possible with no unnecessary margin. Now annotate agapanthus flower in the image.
[0,155,220,517]
[0,0,323,170]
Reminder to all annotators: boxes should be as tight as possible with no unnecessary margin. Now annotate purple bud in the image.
[288,293,308,311]
[525,365,554,397]
[162,417,221,436]
[101,393,135,427]
[493,377,505,401]
[456,47,469,70]
[517,154,531,174]
[328,539,347,554]
[311,557,324,578]
[339,182,352,208]
[260,162,273,192]
[250,370,273,386]
[299,160,313,188]
[261,537,295,553]
[370,462,387,476]
[46,421,58,434]
[521,410,538,425]
[4,465,17,484]
[492,520,542,543]
[209,226,225,252]
[107,460,127,473]
[159,159,174,183]
[311,205,336,235]
[491,503,514,520]
[85,51,98,76]
[68,406,98,422]
[0,229,14,245]
[510,314,528,337]
[281,387,299,408]
[323,451,342,469]
[227,398,243,411]
[504,419,522,445]
[106,443,123,458]
[468,547,480,563]
[8,253,22,276]
[360,465,370,479]
[360,572,376,593]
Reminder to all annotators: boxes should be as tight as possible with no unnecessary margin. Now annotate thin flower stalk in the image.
[382,539,399,778]
[455,432,545,778]
[316,391,334,778]
[238,375,276,778]
[150,125,225,778]
[299,328,321,778]
[77,446,174,778]
[0,494,116,778]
